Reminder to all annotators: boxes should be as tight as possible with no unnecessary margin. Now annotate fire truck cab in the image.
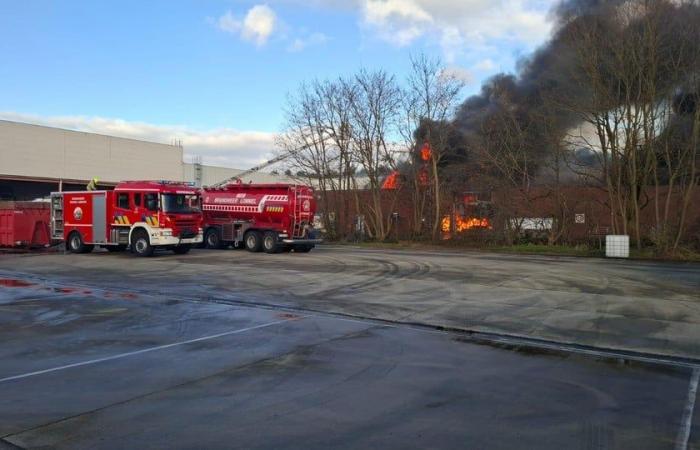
[51,180,203,257]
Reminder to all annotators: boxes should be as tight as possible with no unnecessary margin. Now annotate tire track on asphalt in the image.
[3,268,700,369]
[305,257,439,300]
[307,258,401,298]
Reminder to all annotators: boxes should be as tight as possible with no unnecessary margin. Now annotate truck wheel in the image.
[172,244,191,255]
[68,232,92,254]
[205,228,223,249]
[244,231,263,252]
[131,230,155,257]
[263,231,280,254]
[294,244,314,253]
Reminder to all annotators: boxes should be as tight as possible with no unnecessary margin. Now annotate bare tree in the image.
[476,90,540,244]
[279,80,355,240]
[345,69,402,240]
[400,54,465,240]
[281,70,402,241]
[647,1,700,252]
[560,0,700,250]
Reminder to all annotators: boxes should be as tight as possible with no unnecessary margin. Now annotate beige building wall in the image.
[0,120,183,183]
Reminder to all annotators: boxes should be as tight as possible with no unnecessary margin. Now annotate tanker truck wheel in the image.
[263,231,280,254]
[131,230,155,257]
[68,231,93,254]
[244,231,263,252]
[205,228,224,249]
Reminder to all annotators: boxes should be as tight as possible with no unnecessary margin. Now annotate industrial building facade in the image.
[0,120,292,200]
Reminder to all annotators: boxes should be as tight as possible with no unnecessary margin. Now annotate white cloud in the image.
[440,66,474,85]
[362,0,433,46]
[217,11,241,34]
[0,112,277,169]
[357,0,551,55]
[216,5,329,52]
[242,5,277,45]
[474,58,497,72]
[439,26,464,63]
[364,0,433,25]
[287,32,329,52]
[217,4,278,46]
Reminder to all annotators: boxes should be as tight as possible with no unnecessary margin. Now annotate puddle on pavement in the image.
[0,278,36,288]
[277,312,302,320]
[0,278,141,302]
[50,287,79,294]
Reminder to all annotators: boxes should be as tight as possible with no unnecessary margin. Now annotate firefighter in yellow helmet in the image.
[86,177,99,191]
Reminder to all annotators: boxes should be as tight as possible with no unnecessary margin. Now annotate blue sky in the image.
[0,0,555,167]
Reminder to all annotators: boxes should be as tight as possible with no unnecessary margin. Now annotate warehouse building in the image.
[182,161,295,188]
[0,120,293,200]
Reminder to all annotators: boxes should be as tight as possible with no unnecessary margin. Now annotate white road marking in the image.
[0,317,302,384]
[676,368,699,450]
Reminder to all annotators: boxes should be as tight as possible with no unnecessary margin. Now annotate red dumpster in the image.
[0,202,51,248]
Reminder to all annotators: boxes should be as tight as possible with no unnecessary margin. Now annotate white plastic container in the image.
[606,235,629,258]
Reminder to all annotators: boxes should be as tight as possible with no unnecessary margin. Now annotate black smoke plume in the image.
[451,0,700,180]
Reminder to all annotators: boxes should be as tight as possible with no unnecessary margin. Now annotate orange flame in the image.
[382,171,400,190]
[420,142,432,161]
[441,216,491,233]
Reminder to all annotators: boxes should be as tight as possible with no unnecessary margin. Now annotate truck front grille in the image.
[175,220,198,229]
[174,220,199,238]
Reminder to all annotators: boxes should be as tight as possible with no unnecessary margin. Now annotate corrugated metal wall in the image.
[0,120,298,190]
[0,120,183,183]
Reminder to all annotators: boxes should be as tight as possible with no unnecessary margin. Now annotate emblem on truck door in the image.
[303,200,311,212]
[73,207,83,220]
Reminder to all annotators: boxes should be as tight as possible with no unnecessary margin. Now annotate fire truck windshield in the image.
[161,193,200,214]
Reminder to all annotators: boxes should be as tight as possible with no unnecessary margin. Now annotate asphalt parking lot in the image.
[1,246,699,449]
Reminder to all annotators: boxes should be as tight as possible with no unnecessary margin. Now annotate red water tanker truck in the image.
[51,180,203,256]
[201,182,322,253]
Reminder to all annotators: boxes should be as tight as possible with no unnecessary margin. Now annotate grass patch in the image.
[487,243,604,257]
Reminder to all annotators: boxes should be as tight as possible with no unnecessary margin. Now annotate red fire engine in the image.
[50,181,203,256]
[201,182,321,253]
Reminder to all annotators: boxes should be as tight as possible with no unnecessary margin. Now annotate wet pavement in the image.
[0,247,699,449]
[1,245,699,360]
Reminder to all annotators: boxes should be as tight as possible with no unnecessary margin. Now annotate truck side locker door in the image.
[92,192,107,243]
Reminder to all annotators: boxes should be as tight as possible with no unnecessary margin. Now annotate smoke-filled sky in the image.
[0,1,556,168]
